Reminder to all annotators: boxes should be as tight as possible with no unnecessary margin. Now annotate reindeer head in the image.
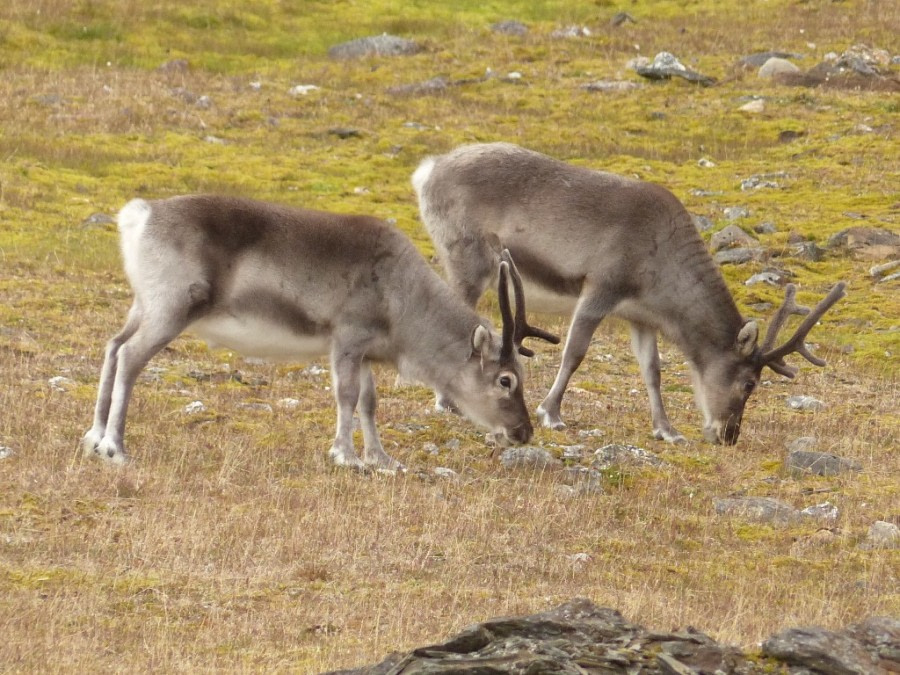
[692,282,846,444]
[449,251,560,446]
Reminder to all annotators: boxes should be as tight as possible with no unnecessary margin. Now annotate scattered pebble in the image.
[277,398,300,409]
[745,271,783,287]
[203,135,225,144]
[433,467,459,480]
[799,501,840,523]
[724,206,750,220]
[787,395,825,412]
[697,157,716,168]
[0,446,13,460]
[236,402,273,413]
[48,376,76,392]
[581,80,641,92]
[592,444,664,470]
[423,442,440,455]
[739,99,766,113]
[490,20,528,36]
[289,84,320,96]
[714,496,799,524]
[184,400,206,414]
[499,446,561,470]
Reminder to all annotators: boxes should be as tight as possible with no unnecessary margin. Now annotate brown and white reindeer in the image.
[413,142,846,444]
[82,195,555,470]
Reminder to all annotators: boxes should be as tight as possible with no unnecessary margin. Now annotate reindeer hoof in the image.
[329,446,368,470]
[537,407,566,430]
[654,428,687,444]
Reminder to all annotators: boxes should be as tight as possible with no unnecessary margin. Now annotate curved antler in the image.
[500,249,561,357]
[759,282,847,378]
[497,260,516,361]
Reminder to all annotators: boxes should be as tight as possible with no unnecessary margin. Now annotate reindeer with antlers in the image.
[413,142,846,444]
[82,195,557,470]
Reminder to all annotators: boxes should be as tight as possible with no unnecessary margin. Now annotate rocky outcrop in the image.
[325,598,899,674]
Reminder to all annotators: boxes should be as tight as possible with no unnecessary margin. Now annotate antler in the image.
[759,282,847,378]
[500,249,561,357]
[497,260,516,360]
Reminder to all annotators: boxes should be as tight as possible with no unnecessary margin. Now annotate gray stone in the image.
[422,442,440,455]
[714,247,763,265]
[762,626,880,674]
[870,260,900,278]
[328,34,421,60]
[490,20,528,36]
[759,57,801,78]
[786,436,818,453]
[724,206,750,220]
[499,446,561,470]
[581,80,642,92]
[787,395,825,412]
[789,241,826,262]
[329,597,900,674]
[433,467,459,481]
[710,224,759,252]
[387,76,449,96]
[745,271,783,287]
[551,25,591,39]
[691,214,714,232]
[592,443,665,470]
[0,446,13,460]
[800,502,840,523]
[787,450,862,477]
[859,521,900,550]
[635,52,716,86]
[754,221,777,234]
[714,496,799,524]
[739,51,804,68]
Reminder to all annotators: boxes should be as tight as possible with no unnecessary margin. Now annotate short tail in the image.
[117,198,151,234]
[411,157,436,197]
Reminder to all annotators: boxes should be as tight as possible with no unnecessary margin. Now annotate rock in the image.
[0,446,13,460]
[236,402,273,413]
[859,521,900,550]
[422,442,439,455]
[387,76,449,96]
[551,25,591,39]
[745,271,784,287]
[289,84,320,96]
[581,80,642,92]
[195,95,212,109]
[329,597,900,675]
[328,127,361,139]
[490,20,528,36]
[560,444,587,460]
[277,398,300,409]
[433,467,459,481]
[714,496,799,524]
[789,241,826,262]
[697,157,716,168]
[610,12,637,27]
[81,212,115,227]
[691,214,714,232]
[710,224,759,252]
[800,502,840,523]
[328,34,421,60]
[592,443,665,470]
[829,226,900,260]
[499,446,561,471]
[870,260,900,279]
[636,52,716,86]
[739,51,804,68]
[714,248,763,265]
[741,172,786,190]
[778,129,805,143]
[788,450,862,477]
[739,98,766,113]
[787,395,825,412]
[758,57,801,79]
[203,135,225,145]
[48,376,76,392]
[724,206,750,220]
[762,626,882,673]
[775,44,900,92]
[183,400,206,414]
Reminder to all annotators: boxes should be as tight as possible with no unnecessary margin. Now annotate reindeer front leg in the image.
[629,324,685,443]
[328,344,367,469]
[358,361,404,471]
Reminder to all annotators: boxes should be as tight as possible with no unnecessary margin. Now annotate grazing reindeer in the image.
[413,143,846,444]
[83,195,550,469]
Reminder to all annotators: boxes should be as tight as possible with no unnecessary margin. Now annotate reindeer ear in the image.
[471,325,492,357]
[736,320,759,357]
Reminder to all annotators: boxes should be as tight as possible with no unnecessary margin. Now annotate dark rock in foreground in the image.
[323,598,899,674]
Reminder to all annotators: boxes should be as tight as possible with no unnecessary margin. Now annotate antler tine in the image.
[761,282,847,375]
[500,249,561,357]
[759,284,810,353]
[496,260,515,360]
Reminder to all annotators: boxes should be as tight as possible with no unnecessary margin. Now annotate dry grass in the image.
[1,0,898,672]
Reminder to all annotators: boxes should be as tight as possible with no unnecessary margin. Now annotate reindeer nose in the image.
[510,421,533,444]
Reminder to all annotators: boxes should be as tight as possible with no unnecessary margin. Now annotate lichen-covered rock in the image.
[499,446,561,470]
[328,35,421,59]
[787,449,862,477]
[710,224,759,252]
[713,496,799,524]
[326,598,900,674]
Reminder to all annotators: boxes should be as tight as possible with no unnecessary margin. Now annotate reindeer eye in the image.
[498,375,513,389]
[743,380,756,396]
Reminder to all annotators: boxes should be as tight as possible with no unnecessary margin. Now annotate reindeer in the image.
[413,142,846,444]
[82,195,554,470]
